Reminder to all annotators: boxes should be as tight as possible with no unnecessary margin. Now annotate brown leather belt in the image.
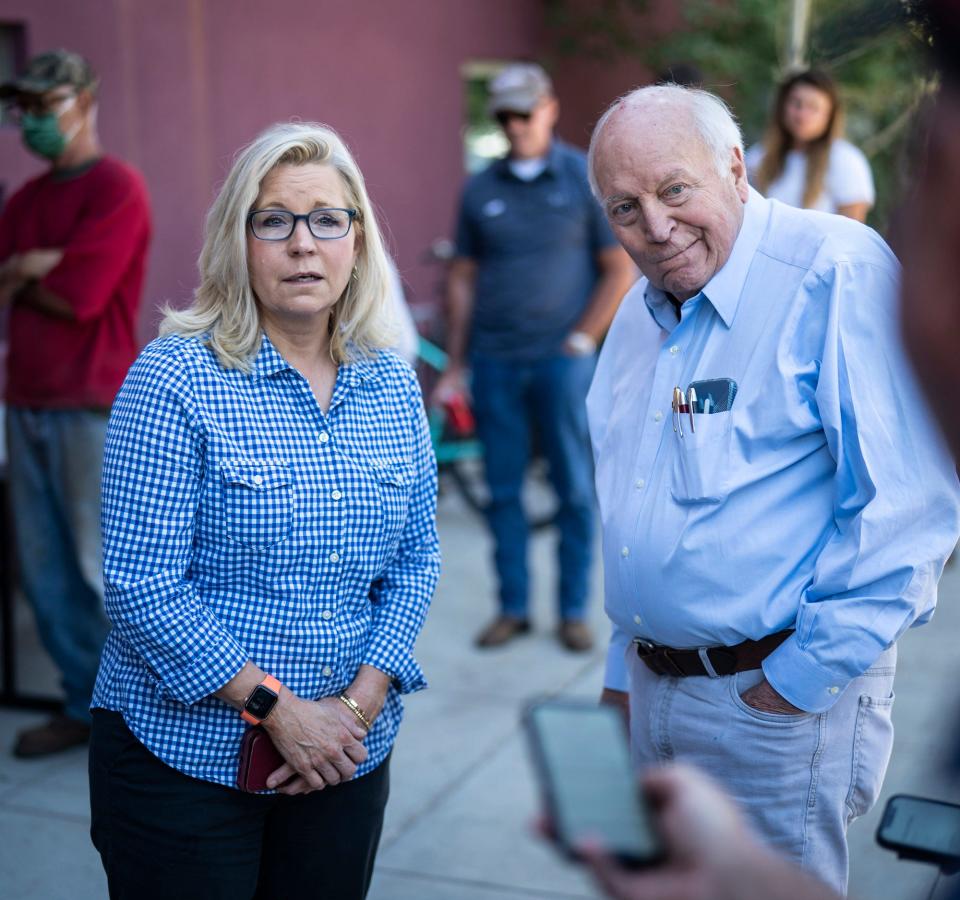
[635,630,794,678]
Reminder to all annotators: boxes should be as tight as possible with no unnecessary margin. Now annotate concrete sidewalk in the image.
[1,485,959,899]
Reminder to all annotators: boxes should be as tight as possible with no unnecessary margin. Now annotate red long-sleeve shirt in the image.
[0,156,152,408]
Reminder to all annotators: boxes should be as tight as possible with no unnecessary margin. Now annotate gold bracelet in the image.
[338,693,372,731]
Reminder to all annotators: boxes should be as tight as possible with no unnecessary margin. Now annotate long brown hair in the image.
[755,69,843,209]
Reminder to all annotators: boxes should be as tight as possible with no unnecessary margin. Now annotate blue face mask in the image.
[21,96,79,160]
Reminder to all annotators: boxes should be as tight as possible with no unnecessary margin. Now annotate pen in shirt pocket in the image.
[672,386,684,437]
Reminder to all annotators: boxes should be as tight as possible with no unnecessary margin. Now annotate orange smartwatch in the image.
[241,674,282,725]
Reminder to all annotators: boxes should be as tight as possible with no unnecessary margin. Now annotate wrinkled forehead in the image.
[595,102,712,195]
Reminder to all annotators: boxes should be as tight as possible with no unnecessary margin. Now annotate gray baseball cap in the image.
[487,63,553,115]
[0,49,98,99]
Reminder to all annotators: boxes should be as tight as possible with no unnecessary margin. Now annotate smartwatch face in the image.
[245,684,278,720]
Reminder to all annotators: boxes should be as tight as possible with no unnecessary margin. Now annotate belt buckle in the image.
[699,646,737,677]
[634,638,658,657]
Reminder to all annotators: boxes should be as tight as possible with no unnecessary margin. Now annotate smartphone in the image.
[524,699,664,868]
[876,794,960,871]
[687,378,738,414]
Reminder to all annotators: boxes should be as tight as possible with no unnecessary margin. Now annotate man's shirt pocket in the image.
[670,412,733,504]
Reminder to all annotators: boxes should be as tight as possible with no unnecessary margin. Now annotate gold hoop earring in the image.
[351,266,359,283]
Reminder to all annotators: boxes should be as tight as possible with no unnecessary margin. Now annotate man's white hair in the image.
[587,84,744,199]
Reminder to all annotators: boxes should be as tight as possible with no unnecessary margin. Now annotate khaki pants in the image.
[625,644,897,894]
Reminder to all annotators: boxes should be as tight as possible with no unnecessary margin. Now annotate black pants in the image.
[89,709,390,900]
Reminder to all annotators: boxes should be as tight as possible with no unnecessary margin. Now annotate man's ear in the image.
[730,146,749,202]
[76,88,96,115]
[543,96,560,128]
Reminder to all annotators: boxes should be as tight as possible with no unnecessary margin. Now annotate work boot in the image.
[558,620,594,652]
[13,715,91,758]
[475,615,531,648]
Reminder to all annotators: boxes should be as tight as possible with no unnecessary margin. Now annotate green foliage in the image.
[545,0,652,60]
[546,0,934,233]
[644,0,785,140]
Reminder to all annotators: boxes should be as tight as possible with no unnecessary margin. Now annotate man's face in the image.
[497,96,558,160]
[592,106,748,301]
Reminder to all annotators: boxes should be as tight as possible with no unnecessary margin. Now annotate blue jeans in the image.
[470,352,596,620]
[625,644,897,895]
[6,408,110,721]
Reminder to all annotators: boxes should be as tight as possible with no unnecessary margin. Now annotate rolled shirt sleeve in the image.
[763,259,960,712]
[101,345,249,706]
[363,373,441,693]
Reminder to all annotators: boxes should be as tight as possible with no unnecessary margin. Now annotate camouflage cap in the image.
[486,63,553,116]
[0,49,98,99]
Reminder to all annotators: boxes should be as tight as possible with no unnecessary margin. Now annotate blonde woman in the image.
[746,69,874,222]
[88,122,440,900]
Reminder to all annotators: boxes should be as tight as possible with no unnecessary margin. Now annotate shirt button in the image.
[634,478,645,490]
[329,551,340,563]
[654,410,663,422]
[633,614,642,625]
[322,666,333,677]
[252,475,264,486]
[322,609,333,620]
[318,431,330,443]
[669,345,680,355]
[621,546,630,558]
[331,489,342,501]
[828,686,839,695]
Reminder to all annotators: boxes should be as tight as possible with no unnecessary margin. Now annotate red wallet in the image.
[237,726,287,792]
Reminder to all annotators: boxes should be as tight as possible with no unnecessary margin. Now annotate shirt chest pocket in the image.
[670,413,733,504]
[374,462,414,546]
[220,460,294,549]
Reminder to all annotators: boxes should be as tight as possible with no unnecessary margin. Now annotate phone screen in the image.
[879,796,960,860]
[526,701,662,866]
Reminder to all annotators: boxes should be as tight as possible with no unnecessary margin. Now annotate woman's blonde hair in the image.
[161,121,392,370]
[755,69,843,210]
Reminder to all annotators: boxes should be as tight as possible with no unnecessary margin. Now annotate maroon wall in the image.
[0,1,677,345]
[0,0,545,338]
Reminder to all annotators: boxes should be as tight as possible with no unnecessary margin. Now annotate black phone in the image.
[524,699,664,868]
[876,794,960,872]
[687,377,738,414]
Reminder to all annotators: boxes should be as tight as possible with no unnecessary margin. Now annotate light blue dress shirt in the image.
[587,189,960,712]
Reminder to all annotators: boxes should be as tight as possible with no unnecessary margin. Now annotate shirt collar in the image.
[251,331,381,385]
[496,139,562,181]
[643,187,770,330]
[699,187,770,328]
[252,332,292,380]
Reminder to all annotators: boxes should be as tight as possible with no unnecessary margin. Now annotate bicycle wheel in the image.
[447,457,557,531]
[446,456,489,517]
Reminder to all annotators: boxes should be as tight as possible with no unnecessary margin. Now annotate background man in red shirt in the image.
[0,50,151,757]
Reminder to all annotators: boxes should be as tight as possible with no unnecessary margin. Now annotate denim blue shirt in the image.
[455,140,618,360]
[587,189,960,712]
[93,333,440,787]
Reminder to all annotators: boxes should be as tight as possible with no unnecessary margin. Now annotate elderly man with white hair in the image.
[585,83,960,893]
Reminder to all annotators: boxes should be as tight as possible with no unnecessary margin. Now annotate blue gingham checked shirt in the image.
[93,332,440,788]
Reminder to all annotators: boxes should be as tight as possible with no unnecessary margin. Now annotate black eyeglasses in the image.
[495,110,532,128]
[247,207,357,241]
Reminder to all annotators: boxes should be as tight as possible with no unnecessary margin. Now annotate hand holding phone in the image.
[524,699,664,868]
[876,794,960,873]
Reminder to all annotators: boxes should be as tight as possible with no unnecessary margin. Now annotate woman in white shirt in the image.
[746,69,874,222]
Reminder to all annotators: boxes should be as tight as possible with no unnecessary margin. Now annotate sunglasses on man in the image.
[495,109,533,128]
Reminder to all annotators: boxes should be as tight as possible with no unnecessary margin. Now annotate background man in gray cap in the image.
[435,62,634,651]
[0,50,151,756]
